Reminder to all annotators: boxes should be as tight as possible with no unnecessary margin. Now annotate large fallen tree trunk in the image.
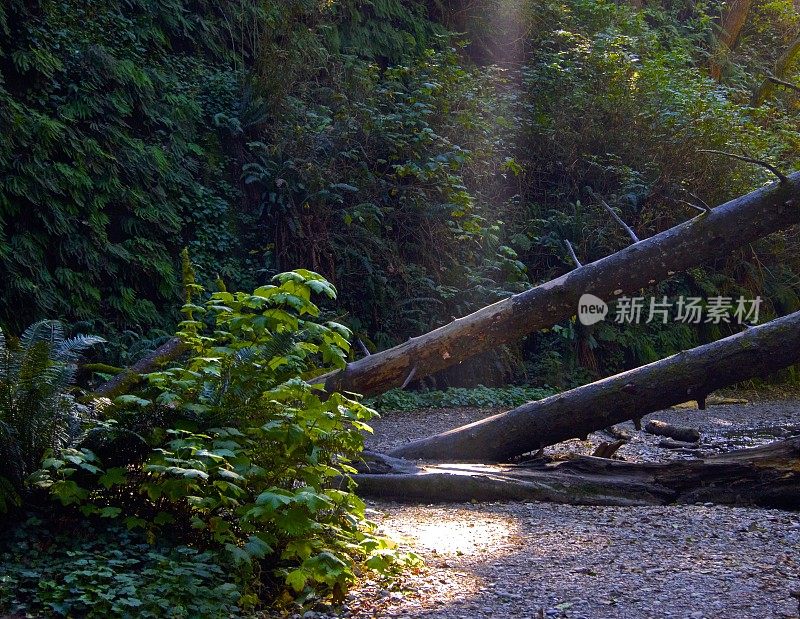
[389,310,800,462]
[354,438,800,508]
[318,175,800,398]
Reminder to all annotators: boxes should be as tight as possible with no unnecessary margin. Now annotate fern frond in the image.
[0,475,21,514]
[0,320,101,495]
[254,331,298,362]
[56,334,106,362]
[20,320,64,354]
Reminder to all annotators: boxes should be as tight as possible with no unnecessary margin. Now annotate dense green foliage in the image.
[2,0,798,382]
[1,271,415,616]
[245,46,528,346]
[483,0,800,376]
[0,517,241,618]
[1,0,799,614]
[1,0,240,331]
[372,385,557,411]
[0,0,444,335]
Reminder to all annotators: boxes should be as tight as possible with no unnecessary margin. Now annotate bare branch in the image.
[685,190,712,212]
[674,198,711,215]
[766,74,800,95]
[698,149,788,184]
[564,239,582,268]
[590,192,640,242]
[357,338,371,357]
[400,365,418,390]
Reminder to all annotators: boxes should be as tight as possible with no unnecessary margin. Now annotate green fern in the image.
[0,320,103,512]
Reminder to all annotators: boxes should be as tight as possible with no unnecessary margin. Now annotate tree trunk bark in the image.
[752,36,800,106]
[709,0,753,80]
[388,310,800,462]
[93,337,185,398]
[316,175,800,399]
[354,438,800,509]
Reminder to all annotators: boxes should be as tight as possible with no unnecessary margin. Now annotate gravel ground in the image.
[328,398,800,619]
[342,502,800,619]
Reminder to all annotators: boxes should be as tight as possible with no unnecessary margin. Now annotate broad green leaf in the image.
[285,568,307,592]
[255,490,293,509]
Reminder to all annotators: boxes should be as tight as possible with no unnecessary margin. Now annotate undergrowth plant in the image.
[0,320,103,513]
[0,516,241,618]
[371,385,557,412]
[30,270,418,611]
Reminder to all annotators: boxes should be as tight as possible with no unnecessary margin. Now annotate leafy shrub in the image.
[371,385,557,412]
[0,516,241,618]
[0,320,103,512]
[32,270,417,605]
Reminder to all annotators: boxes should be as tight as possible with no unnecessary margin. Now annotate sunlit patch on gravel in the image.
[374,506,520,557]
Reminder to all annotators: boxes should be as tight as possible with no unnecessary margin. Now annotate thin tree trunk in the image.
[752,36,800,105]
[710,0,753,80]
[388,310,800,462]
[355,438,800,508]
[316,174,800,399]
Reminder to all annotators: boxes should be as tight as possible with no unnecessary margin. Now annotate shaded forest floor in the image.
[335,398,800,619]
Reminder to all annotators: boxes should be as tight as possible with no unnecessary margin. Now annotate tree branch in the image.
[564,239,582,268]
[400,365,418,389]
[590,191,640,242]
[93,336,185,398]
[766,74,800,95]
[674,198,711,215]
[697,149,788,184]
[357,339,371,357]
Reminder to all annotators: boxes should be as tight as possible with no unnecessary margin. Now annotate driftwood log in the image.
[355,438,800,509]
[644,420,701,443]
[389,310,800,462]
[318,175,800,398]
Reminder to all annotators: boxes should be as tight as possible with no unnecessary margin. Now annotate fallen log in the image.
[355,438,800,508]
[318,175,800,398]
[659,438,701,450]
[645,420,700,443]
[93,337,185,398]
[389,310,800,462]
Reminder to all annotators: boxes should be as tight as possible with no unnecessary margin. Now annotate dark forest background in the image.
[2,0,799,388]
